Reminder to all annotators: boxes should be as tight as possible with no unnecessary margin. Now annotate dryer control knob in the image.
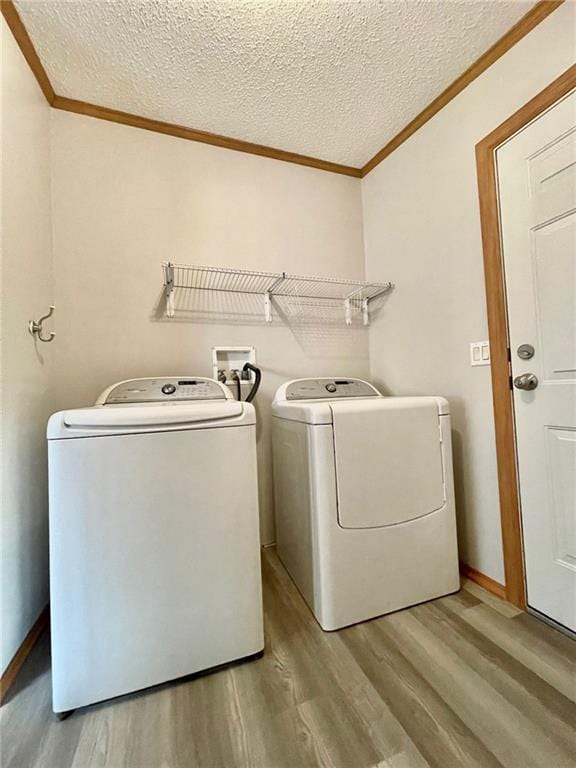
[325,383,337,393]
[161,383,176,395]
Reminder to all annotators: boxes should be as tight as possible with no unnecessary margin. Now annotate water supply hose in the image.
[242,363,261,403]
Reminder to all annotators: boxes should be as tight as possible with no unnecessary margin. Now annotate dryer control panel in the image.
[285,378,381,401]
[98,377,229,404]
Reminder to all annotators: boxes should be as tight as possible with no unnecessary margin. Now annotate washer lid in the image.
[47,400,252,439]
[331,398,446,529]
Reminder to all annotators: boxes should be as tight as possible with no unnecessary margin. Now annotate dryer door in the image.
[331,398,445,529]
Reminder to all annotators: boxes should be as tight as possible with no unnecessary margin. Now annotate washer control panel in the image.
[101,378,228,404]
[286,378,380,400]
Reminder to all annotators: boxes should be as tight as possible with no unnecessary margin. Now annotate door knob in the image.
[514,373,538,391]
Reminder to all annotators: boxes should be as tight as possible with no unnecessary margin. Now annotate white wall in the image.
[49,111,367,544]
[362,2,576,583]
[0,17,54,673]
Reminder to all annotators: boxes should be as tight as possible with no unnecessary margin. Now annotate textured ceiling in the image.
[15,0,537,167]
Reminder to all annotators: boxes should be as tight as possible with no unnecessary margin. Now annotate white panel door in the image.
[497,92,576,632]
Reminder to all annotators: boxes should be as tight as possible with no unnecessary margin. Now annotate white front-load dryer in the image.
[272,378,459,630]
[48,377,263,714]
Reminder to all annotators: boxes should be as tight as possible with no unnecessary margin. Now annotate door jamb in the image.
[475,64,576,608]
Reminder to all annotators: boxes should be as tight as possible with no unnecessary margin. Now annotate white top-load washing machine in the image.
[47,377,263,714]
[272,378,459,630]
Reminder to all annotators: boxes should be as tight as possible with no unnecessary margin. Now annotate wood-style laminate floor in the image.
[2,548,575,768]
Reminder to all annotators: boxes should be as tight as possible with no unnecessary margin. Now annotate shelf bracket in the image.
[264,274,286,323]
[344,298,352,326]
[164,262,175,318]
[362,298,369,326]
[264,291,272,323]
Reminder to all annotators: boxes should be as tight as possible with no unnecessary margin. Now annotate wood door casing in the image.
[497,95,575,630]
[476,65,576,608]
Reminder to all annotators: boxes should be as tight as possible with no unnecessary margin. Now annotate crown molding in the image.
[360,0,565,176]
[1,0,54,103]
[2,0,565,178]
[51,95,362,177]
[1,1,360,177]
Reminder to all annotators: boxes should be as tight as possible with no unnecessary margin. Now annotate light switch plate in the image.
[470,340,490,366]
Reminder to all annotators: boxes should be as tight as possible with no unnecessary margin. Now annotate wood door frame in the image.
[475,64,576,608]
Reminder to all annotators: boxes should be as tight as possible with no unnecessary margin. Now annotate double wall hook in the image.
[29,305,55,343]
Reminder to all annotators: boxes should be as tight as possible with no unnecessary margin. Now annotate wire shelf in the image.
[162,263,393,325]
